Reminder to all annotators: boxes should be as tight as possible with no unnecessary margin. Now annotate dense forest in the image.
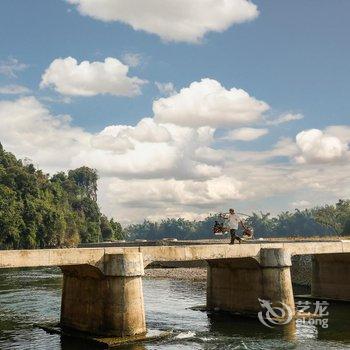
[126,200,350,240]
[0,144,123,249]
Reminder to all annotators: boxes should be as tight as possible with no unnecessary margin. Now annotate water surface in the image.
[0,268,349,349]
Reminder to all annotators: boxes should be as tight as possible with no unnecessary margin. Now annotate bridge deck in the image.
[0,240,350,269]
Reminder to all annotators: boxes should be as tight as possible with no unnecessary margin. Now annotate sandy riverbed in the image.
[145,254,313,285]
[145,268,207,281]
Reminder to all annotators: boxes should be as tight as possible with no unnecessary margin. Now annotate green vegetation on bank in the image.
[126,201,350,240]
[0,144,123,249]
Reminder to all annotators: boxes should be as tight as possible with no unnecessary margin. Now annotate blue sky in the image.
[0,0,349,222]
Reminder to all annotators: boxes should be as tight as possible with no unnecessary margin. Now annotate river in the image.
[0,268,350,349]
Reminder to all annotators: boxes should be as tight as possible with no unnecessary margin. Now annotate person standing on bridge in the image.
[220,209,244,244]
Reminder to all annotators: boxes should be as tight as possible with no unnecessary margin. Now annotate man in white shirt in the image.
[220,208,244,244]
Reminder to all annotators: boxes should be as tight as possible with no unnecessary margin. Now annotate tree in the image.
[314,200,350,236]
[0,184,24,248]
[110,218,124,240]
[0,144,123,249]
[68,167,98,201]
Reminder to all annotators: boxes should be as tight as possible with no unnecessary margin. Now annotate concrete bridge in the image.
[1,240,350,338]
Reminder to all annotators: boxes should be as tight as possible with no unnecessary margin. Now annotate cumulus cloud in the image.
[103,175,243,209]
[223,127,268,141]
[194,147,225,165]
[40,57,147,97]
[77,123,221,180]
[324,125,350,144]
[100,118,172,144]
[99,175,243,223]
[0,96,221,181]
[0,96,90,172]
[67,0,259,43]
[266,113,304,126]
[90,118,172,154]
[2,94,349,223]
[0,84,30,95]
[153,79,269,128]
[295,128,349,164]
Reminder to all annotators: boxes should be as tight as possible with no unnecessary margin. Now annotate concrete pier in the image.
[60,253,146,337]
[207,248,295,315]
[312,253,350,301]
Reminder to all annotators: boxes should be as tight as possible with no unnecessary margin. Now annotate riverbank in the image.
[145,267,207,281]
[145,254,313,285]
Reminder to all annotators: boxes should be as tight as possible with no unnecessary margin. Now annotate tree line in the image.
[0,144,123,249]
[126,201,350,240]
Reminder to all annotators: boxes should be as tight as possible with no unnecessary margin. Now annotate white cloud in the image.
[224,127,268,141]
[153,79,269,128]
[39,95,72,104]
[155,82,176,96]
[121,52,142,67]
[103,175,243,209]
[2,95,349,223]
[324,125,350,144]
[100,118,172,144]
[0,58,28,78]
[90,118,172,154]
[291,200,311,208]
[0,96,90,172]
[40,57,147,97]
[146,210,210,223]
[0,96,221,181]
[99,175,243,223]
[67,0,259,43]
[266,113,304,126]
[295,128,349,164]
[194,147,225,165]
[76,123,221,180]
[0,84,30,95]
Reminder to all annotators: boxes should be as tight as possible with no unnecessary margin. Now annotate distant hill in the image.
[0,143,123,249]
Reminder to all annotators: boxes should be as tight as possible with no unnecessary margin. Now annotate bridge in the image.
[1,240,350,338]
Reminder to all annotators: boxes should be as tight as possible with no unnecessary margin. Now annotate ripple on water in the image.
[1,269,350,350]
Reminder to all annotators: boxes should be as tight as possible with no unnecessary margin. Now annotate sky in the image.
[0,0,349,223]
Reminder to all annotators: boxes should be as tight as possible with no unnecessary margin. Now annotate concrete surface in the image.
[207,248,295,315]
[60,253,146,337]
[312,253,350,300]
[1,240,350,270]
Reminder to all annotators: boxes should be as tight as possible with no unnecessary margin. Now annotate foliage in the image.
[100,215,124,241]
[126,204,347,240]
[0,143,123,249]
[313,200,350,236]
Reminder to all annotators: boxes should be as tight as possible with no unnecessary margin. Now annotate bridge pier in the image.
[60,253,146,337]
[207,248,295,315]
[312,253,350,301]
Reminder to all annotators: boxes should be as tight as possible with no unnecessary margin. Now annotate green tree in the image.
[314,200,350,236]
[68,167,98,201]
[0,143,123,249]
